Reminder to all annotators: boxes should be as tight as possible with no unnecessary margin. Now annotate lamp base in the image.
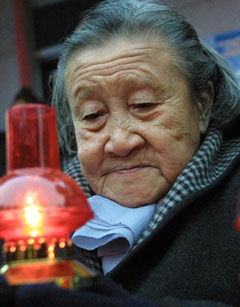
[0,258,98,289]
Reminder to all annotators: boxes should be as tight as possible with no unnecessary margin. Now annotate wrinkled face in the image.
[65,38,209,207]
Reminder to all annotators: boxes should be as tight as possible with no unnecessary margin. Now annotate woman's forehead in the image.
[65,39,177,89]
[66,36,175,70]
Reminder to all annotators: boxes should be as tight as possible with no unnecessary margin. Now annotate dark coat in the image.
[109,151,240,306]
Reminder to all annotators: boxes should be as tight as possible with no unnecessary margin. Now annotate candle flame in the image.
[22,191,44,236]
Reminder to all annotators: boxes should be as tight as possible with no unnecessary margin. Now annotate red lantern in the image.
[0,104,94,288]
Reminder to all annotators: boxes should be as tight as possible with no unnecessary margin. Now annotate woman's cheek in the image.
[77,137,103,174]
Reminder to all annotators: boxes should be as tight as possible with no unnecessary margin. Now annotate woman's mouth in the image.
[113,166,150,174]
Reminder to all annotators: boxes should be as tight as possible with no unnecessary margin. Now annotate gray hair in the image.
[51,0,240,156]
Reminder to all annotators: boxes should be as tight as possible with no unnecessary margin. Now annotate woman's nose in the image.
[104,126,145,157]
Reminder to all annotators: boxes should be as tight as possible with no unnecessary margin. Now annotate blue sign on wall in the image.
[211,29,240,85]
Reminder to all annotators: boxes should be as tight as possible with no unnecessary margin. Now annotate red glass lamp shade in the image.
[0,104,93,243]
[0,105,94,287]
[7,103,60,171]
[0,167,92,242]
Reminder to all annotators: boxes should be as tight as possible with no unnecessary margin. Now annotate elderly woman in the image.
[50,0,240,306]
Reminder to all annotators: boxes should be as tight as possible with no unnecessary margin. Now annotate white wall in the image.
[0,0,20,131]
[170,0,240,38]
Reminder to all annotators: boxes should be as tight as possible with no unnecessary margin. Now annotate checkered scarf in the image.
[62,125,240,273]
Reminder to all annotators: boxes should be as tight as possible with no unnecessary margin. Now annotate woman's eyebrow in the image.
[74,86,104,101]
[75,87,94,98]
[71,87,106,113]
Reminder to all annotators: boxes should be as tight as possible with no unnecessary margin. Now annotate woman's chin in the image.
[101,191,162,208]
[89,170,170,207]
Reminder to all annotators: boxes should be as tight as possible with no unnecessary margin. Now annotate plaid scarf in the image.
[62,125,240,273]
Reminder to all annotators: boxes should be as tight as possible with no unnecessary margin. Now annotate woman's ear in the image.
[197,81,214,134]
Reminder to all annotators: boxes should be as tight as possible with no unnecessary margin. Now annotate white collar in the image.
[72,195,156,274]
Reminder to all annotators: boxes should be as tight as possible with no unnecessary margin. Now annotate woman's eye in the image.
[83,111,104,121]
[132,103,157,110]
